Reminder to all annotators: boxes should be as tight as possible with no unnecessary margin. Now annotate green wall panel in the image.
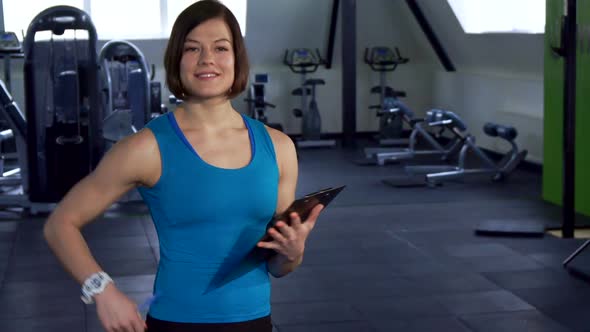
[544,0,590,216]
[543,0,564,206]
[576,0,590,215]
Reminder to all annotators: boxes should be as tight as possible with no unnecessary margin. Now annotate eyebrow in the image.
[184,38,232,44]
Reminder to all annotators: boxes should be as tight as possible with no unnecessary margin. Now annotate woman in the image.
[43,1,324,331]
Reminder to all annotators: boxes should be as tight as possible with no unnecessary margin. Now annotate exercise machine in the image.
[0,32,24,165]
[99,40,165,143]
[364,104,464,166]
[284,48,335,148]
[405,122,528,186]
[244,73,283,131]
[24,6,102,203]
[0,31,24,93]
[0,79,29,209]
[365,46,409,146]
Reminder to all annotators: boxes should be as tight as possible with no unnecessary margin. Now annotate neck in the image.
[177,98,240,130]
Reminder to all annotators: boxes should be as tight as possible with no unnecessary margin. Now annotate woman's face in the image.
[179,18,235,101]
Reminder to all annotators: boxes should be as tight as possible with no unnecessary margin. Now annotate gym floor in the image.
[0,146,589,332]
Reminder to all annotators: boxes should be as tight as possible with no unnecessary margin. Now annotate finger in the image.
[132,316,146,332]
[305,204,324,229]
[274,220,296,239]
[257,240,279,250]
[289,212,302,227]
[138,311,148,329]
[131,312,145,332]
[267,227,287,243]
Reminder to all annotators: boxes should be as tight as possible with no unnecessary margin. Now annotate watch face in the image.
[92,279,102,287]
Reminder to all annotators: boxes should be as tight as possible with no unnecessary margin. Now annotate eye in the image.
[216,46,229,52]
[184,46,199,52]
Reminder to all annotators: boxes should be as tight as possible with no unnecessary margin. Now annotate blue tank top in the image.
[137,111,279,323]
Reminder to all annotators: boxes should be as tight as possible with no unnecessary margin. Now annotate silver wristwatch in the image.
[80,272,114,304]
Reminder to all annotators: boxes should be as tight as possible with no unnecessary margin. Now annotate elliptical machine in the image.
[244,73,283,131]
[365,46,409,146]
[284,48,335,148]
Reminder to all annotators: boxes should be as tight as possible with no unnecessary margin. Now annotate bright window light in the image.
[447,0,545,34]
[91,0,161,40]
[3,0,83,38]
[4,0,248,41]
[166,0,247,38]
[33,30,89,42]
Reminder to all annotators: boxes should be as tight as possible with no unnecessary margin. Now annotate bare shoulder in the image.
[94,127,161,187]
[265,126,296,157]
[265,126,297,176]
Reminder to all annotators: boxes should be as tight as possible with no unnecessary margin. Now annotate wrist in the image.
[280,251,304,267]
[80,271,114,304]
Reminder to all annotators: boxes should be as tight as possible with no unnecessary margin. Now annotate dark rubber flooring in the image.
[0,146,589,331]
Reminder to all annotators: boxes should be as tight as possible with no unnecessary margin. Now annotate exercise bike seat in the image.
[292,87,312,96]
[483,122,518,141]
[370,86,407,98]
[425,109,467,131]
[305,79,325,86]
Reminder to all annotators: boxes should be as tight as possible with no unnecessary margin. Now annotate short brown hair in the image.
[164,0,249,99]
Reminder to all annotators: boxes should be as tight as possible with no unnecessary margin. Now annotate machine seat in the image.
[483,122,518,141]
[292,87,312,96]
[305,79,325,86]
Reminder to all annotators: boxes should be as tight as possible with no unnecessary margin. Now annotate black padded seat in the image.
[484,122,518,141]
[304,79,325,86]
[370,86,407,98]
[292,87,312,96]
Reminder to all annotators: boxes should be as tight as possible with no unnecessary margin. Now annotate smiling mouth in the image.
[196,73,219,78]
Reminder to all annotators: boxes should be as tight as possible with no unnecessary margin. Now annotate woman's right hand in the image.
[95,284,147,332]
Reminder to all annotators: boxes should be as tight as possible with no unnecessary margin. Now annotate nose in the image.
[198,48,214,65]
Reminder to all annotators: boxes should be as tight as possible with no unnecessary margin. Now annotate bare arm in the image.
[43,130,159,283]
[43,130,160,332]
[259,129,323,278]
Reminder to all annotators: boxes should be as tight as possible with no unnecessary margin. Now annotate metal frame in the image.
[99,39,151,132]
[405,131,528,185]
[365,107,463,166]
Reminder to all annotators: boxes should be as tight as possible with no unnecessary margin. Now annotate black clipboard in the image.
[203,185,346,293]
[262,185,346,239]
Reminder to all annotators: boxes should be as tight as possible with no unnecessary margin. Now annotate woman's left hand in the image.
[257,204,324,262]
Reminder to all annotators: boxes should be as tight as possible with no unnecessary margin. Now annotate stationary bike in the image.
[284,48,335,148]
[365,46,409,146]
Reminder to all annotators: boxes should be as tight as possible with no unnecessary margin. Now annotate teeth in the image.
[198,73,217,78]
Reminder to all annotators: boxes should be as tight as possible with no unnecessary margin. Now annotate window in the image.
[91,0,162,40]
[3,0,247,40]
[447,0,545,34]
[3,0,83,38]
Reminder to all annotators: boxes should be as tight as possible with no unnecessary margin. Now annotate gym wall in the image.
[3,1,545,161]
[543,0,590,217]
[238,0,436,136]
[418,1,545,163]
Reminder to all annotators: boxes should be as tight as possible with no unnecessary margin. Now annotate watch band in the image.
[80,271,114,304]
